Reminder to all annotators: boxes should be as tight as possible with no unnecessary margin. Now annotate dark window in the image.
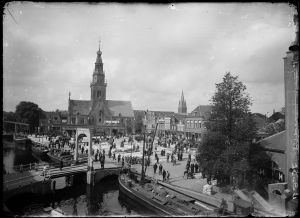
[99,118,101,122]
[97,91,100,97]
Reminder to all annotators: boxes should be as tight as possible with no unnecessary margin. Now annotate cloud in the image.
[3,2,295,115]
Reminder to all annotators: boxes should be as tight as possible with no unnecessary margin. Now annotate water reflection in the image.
[3,141,155,216]
[3,141,38,173]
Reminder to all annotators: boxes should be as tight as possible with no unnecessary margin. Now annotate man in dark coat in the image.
[191,163,194,175]
[60,159,63,171]
[186,162,190,172]
[195,162,199,173]
[162,169,166,182]
[159,164,163,175]
[121,156,125,168]
[153,163,157,174]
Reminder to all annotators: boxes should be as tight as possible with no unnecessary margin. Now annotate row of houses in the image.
[40,103,212,139]
[134,104,212,142]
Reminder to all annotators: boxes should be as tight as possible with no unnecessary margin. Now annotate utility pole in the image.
[141,125,146,182]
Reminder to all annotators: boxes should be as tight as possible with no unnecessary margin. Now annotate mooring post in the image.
[87,128,95,186]
[74,130,78,164]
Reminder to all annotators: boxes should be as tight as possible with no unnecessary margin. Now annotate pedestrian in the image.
[166,171,170,182]
[188,153,191,162]
[122,156,125,168]
[113,152,116,160]
[186,163,190,172]
[108,149,112,159]
[60,159,63,171]
[159,164,163,175]
[162,169,166,182]
[167,153,170,163]
[177,152,180,161]
[195,162,199,173]
[153,163,157,174]
[191,163,194,175]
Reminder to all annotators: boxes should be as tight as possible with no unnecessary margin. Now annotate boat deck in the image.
[119,172,218,216]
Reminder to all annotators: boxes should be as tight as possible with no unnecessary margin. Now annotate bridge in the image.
[3,159,122,201]
[3,127,124,202]
[3,120,30,133]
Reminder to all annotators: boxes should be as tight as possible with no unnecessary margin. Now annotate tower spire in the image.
[181,90,185,102]
[178,90,187,114]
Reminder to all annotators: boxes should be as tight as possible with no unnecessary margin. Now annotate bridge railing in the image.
[6,156,90,175]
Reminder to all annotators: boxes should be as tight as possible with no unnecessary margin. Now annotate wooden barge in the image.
[118,170,219,216]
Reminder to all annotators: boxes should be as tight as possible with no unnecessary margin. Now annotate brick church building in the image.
[66,44,134,135]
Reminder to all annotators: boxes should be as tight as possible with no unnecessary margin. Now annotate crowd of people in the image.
[32,132,203,185]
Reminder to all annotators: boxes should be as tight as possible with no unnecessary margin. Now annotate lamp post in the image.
[141,125,146,182]
[130,141,133,170]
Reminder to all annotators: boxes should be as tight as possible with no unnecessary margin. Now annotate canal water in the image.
[3,140,154,216]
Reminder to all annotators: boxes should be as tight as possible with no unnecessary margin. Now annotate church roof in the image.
[189,105,212,120]
[257,130,286,151]
[105,100,134,117]
[69,100,91,116]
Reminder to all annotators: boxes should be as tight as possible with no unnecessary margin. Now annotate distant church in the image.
[67,43,134,135]
[178,90,187,114]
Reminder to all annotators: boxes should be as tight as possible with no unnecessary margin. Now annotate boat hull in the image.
[118,175,174,216]
[46,153,73,166]
[14,137,30,150]
[31,146,49,158]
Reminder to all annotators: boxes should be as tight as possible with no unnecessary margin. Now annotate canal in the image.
[3,140,154,216]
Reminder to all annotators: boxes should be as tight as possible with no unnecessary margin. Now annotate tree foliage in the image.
[15,101,45,133]
[197,72,271,188]
[265,119,285,136]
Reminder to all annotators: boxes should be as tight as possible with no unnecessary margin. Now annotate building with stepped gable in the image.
[47,43,134,136]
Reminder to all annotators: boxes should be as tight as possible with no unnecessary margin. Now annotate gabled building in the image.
[66,44,134,135]
[184,105,212,142]
[39,110,68,133]
[45,44,135,136]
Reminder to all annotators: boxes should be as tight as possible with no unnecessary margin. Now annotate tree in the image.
[197,72,269,188]
[15,101,46,133]
[3,111,17,121]
[265,119,285,136]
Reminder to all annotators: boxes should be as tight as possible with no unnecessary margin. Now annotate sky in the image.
[3,2,297,115]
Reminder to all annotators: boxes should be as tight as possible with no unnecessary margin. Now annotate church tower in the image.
[178,90,187,114]
[90,42,107,102]
[90,42,107,124]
